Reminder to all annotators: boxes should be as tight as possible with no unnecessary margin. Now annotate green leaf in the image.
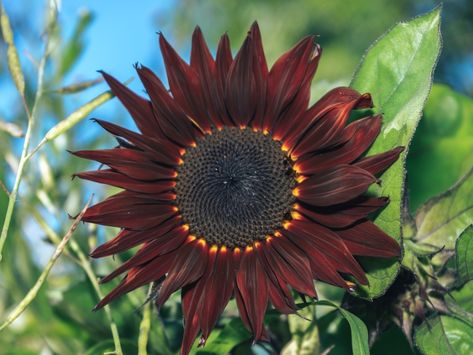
[415,316,473,355]
[282,304,320,355]
[407,84,473,211]
[350,7,442,298]
[456,226,473,285]
[415,168,473,253]
[191,317,251,355]
[316,300,369,355]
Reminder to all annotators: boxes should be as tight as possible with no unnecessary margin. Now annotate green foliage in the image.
[350,7,442,299]
[408,84,473,211]
[415,316,473,355]
[456,226,473,285]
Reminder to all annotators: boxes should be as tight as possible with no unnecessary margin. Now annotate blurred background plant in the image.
[0,0,472,354]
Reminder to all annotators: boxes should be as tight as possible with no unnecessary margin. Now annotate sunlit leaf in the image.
[282,304,320,355]
[415,316,473,355]
[456,226,473,285]
[415,168,473,252]
[350,7,442,298]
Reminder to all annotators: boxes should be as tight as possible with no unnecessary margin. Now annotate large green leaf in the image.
[415,316,473,355]
[407,84,473,211]
[317,301,369,355]
[350,7,441,298]
[415,168,473,252]
[456,226,473,285]
[191,318,251,355]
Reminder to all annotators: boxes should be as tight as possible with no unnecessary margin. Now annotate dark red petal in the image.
[159,33,212,133]
[225,26,266,127]
[93,119,181,165]
[157,239,208,306]
[74,169,176,194]
[71,148,176,181]
[263,36,319,131]
[215,33,234,126]
[82,196,177,229]
[295,197,389,228]
[337,219,401,258]
[99,71,162,137]
[294,115,382,175]
[199,247,234,339]
[94,252,176,310]
[280,228,351,289]
[135,65,201,146]
[257,244,296,314]
[283,87,372,155]
[90,216,182,257]
[236,247,268,340]
[288,220,368,284]
[355,146,404,176]
[99,225,189,283]
[266,238,317,297]
[180,281,205,355]
[295,165,377,206]
[190,26,224,128]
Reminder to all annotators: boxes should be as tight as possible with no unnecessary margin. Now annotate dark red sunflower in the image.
[72,22,402,354]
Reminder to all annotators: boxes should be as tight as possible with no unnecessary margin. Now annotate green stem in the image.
[0,199,90,331]
[138,285,153,355]
[33,209,123,355]
[0,14,51,262]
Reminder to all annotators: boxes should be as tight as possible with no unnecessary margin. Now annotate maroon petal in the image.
[355,146,404,176]
[215,33,234,126]
[284,87,372,156]
[136,64,201,146]
[181,281,205,355]
[157,239,208,306]
[93,119,182,165]
[262,36,320,132]
[82,197,177,229]
[295,165,378,206]
[100,71,162,137]
[236,247,268,340]
[99,225,189,283]
[94,252,176,310]
[287,220,368,284]
[294,197,389,228]
[90,216,182,257]
[337,219,401,258]
[71,148,176,181]
[199,247,234,340]
[294,115,382,175]
[74,169,176,194]
[225,24,266,128]
[159,33,212,133]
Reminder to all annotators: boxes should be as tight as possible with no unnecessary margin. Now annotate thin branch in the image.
[0,198,91,331]
[138,285,154,355]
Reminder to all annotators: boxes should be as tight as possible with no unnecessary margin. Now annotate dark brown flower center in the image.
[175,127,296,248]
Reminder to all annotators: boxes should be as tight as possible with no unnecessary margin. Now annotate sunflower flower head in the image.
[72,22,403,355]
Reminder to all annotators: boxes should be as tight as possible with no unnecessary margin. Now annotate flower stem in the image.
[0,198,90,331]
[138,285,154,355]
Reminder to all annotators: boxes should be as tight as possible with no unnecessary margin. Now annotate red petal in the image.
[263,36,320,132]
[295,197,389,228]
[90,216,182,257]
[180,281,205,355]
[337,219,401,258]
[288,220,367,284]
[235,247,268,340]
[99,225,189,283]
[71,148,176,181]
[355,146,404,176]
[93,119,181,165]
[160,33,212,133]
[100,71,162,137]
[74,169,176,194]
[215,33,234,126]
[295,165,377,206]
[157,240,208,306]
[294,115,382,175]
[136,65,201,146]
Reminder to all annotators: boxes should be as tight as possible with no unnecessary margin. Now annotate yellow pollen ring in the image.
[291,211,303,220]
[245,245,254,253]
[283,221,291,230]
[293,188,300,197]
[210,245,218,253]
[182,224,190,232]
[296,175,307,183]
[274,231,282,238]
[197,238,207,247]
[220,245,227,253]
[187,235,196,242]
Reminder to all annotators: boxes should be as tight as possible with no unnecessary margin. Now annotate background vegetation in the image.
[0,0,472,354]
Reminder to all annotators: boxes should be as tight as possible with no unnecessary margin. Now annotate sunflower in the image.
[72,22,402,354]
